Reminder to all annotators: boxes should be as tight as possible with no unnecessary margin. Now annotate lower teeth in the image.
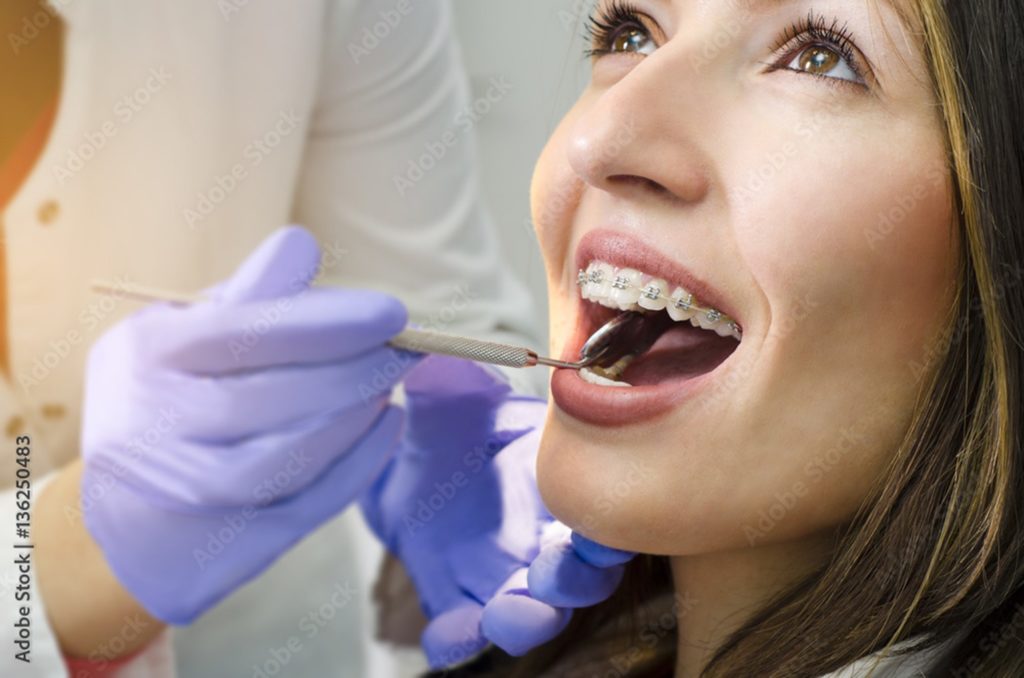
[580,367,632,387]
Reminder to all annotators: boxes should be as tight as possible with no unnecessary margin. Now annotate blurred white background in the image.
[451,0,594,351]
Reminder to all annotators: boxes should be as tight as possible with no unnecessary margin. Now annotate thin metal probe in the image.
[90,280,626,371]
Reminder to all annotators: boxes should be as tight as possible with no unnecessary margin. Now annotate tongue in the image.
[620,320,737,386]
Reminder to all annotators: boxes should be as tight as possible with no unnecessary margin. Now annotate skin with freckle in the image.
[533,0,957,555]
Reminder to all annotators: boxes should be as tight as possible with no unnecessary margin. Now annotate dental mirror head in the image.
[577,311,654,369]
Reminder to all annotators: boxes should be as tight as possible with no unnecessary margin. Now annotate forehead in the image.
[661,0,919,28]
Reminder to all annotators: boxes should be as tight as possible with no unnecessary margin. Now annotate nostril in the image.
[607,174,671,198]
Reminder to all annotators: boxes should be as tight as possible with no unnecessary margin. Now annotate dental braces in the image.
[577,267,742,338]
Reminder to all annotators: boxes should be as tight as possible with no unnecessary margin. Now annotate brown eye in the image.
[797,46,840,74]
[784,43,859,82]
[609,26,655,55]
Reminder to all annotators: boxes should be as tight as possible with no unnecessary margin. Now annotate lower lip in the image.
[550,363,721,427]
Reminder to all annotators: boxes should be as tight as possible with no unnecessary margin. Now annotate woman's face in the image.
[533,0,957,554]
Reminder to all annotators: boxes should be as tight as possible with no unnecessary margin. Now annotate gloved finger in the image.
[397,542,475,619]
[487,428,548,563]
[99,398,393,508]
[282,405,405,527]
[404,354,511,399]
[526,538,627,608]
[138,286,409,374]
[440,441,546,603]
[162,346,419,442]
[446,533,528,604]
[217,225,322,303]
[480,568,572,657]
[422,602,489,669]
[571,532,636,568]
[402,356,513,448]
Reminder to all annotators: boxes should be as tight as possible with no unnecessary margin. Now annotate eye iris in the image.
[612,27,647,53]
[798,46,839,74]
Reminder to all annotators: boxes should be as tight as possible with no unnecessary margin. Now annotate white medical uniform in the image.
[0,0,543,675]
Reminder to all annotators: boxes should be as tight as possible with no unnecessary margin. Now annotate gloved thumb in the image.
[217,225,323,304]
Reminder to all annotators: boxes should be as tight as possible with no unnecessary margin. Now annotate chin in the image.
[536,411,712,555]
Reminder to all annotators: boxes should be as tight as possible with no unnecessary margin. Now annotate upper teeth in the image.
[578,261,742,341]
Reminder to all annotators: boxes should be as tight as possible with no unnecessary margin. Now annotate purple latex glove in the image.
[479,529,635,657]
[360,356,635,667]
[80,225,420,624]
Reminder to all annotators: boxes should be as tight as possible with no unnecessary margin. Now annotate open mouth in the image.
[550,229,745,427]
[574,260,741,388]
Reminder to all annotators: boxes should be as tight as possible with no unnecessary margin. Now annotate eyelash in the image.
[582,0,647,59]
[583,2,870,90]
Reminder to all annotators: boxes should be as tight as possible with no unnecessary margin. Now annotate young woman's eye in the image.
[583,1,657,59]
[768,12,872,89]
[783,44,861,84]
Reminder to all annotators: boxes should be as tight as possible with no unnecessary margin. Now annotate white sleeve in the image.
[291,0,546,398]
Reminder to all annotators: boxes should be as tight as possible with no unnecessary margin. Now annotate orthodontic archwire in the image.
[576,267,743,339]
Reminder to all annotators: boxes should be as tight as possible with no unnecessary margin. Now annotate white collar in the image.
[817,631,967,678]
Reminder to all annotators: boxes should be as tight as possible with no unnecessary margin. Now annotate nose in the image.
[567,54,713,206]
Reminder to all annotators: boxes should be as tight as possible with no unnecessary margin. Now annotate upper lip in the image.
[573,228,744,328]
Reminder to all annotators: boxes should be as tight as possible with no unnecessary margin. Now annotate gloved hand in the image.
[80,225,420,624]
[360,356,635,667]
[480,527,636,657]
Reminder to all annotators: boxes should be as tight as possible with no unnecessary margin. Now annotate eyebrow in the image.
[652,0,916,32]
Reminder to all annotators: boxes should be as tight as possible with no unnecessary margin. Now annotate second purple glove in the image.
[360,355,635,667]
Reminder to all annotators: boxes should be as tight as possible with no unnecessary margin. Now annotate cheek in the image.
[723,128,958,536]
[739,131,957,371]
